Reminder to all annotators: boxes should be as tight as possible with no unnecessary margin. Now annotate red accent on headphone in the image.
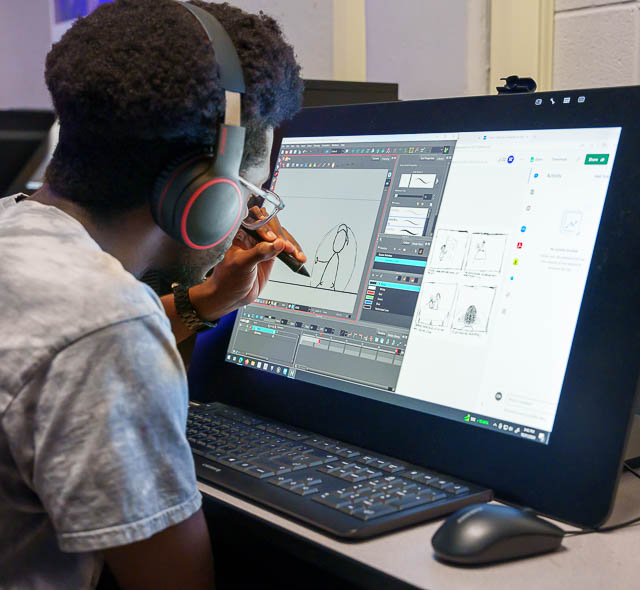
[180,178,243,249]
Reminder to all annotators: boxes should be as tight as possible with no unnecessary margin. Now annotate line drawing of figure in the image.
[310,223,357,292]
[428,292,441,310]
[474,240,487,260]
[438,237,458,263]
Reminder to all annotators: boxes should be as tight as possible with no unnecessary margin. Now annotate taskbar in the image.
[458,409,550,444]
[224,352,551,445]
[226,352,296,379]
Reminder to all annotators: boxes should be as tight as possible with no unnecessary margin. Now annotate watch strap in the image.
[171,283,218,333]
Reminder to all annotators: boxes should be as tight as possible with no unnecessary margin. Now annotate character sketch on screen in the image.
[310,223,357,291]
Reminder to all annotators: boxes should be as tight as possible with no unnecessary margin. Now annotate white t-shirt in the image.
[0,196,200,590]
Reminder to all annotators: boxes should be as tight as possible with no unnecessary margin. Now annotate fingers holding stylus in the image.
[251,208,307,262]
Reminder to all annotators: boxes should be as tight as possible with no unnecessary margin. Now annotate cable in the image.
[563,462,640,536]
[563,515,640,536]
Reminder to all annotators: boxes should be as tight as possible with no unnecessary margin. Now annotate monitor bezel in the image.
[189,86,640,528]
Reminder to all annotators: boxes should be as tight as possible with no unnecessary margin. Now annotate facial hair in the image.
[157,231,235,288]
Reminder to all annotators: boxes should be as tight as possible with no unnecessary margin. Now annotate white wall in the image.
[365,0,490,100]
[215,0,333,80]
[553,0,640,89]
[0,0,488,110]
[0,0,334,110]
[0,0,52,109]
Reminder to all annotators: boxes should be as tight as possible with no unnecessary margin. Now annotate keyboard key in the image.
[244,467,275,479]
[369,459,389,470]
[358,455,382,466]
[317,464,340,475]
[302,449,339,464]
[228,461,258,474]
[387,494,435,510]
[451,485,470,495]
[337,503,360,515]
[428,479,455,491]
[290,485,319,496]
[341,473,367,483]
[300,476,322,487]
[267,476,292,488]
[357,468,383,479]
[249,459,291,475]
[381,463,406,474]
[313,493,353,509]
[350,503,398,521]
[217,456,242,466]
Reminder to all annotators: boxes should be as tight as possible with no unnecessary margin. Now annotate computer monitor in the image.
[189,87,640,528]
[0,110,56,198]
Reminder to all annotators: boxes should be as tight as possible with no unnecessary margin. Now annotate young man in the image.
[0,1,305,588]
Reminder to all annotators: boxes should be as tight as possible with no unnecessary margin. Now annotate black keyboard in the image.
[188,402,492,539]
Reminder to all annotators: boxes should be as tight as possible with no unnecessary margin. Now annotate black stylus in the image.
[242,227,310,276]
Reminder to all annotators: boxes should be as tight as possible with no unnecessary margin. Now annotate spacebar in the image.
[249,459,291,474]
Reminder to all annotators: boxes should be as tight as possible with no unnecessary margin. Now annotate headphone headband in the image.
[181,2,245,94]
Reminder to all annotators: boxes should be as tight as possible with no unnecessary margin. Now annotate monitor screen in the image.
[225,126,621,446]
[0,110,56,197]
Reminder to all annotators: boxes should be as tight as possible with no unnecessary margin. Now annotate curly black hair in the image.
[44,0,303,215]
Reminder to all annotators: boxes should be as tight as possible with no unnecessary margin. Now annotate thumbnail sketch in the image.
[451,285,496,333]
[560,210,583,235]
[464,233,507,274]
[429,229,469,271]
[415,282,457,328]
[310,223,358,291]
[384,207,429,236]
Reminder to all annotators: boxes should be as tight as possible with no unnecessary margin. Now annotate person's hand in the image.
[189,214,306,321]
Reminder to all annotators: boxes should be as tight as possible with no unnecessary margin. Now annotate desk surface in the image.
[199,469,640,590]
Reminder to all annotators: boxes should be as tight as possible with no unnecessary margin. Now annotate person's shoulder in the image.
[0,199,168,388]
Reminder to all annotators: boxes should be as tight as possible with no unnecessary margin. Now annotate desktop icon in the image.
[550,98,555,105]
[563,97,571,104]
[507,155,515,164]
[577,96,586,103]
[535,98,542,106]
[463,413,471,422]
[517,242,523,249]
[521,226,527,232]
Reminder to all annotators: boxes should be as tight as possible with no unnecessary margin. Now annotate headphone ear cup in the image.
[173,175,244,249]
[150,153,214,242]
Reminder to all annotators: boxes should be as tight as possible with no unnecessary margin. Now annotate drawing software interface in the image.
[226,127,621,444]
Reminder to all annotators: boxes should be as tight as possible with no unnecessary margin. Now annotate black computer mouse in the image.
[431,503,565,565]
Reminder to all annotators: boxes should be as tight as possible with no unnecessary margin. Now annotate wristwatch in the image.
[171,282,218,333]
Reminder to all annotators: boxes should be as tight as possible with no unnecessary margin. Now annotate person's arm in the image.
[163,220,306,343]
[103,508,214,590]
